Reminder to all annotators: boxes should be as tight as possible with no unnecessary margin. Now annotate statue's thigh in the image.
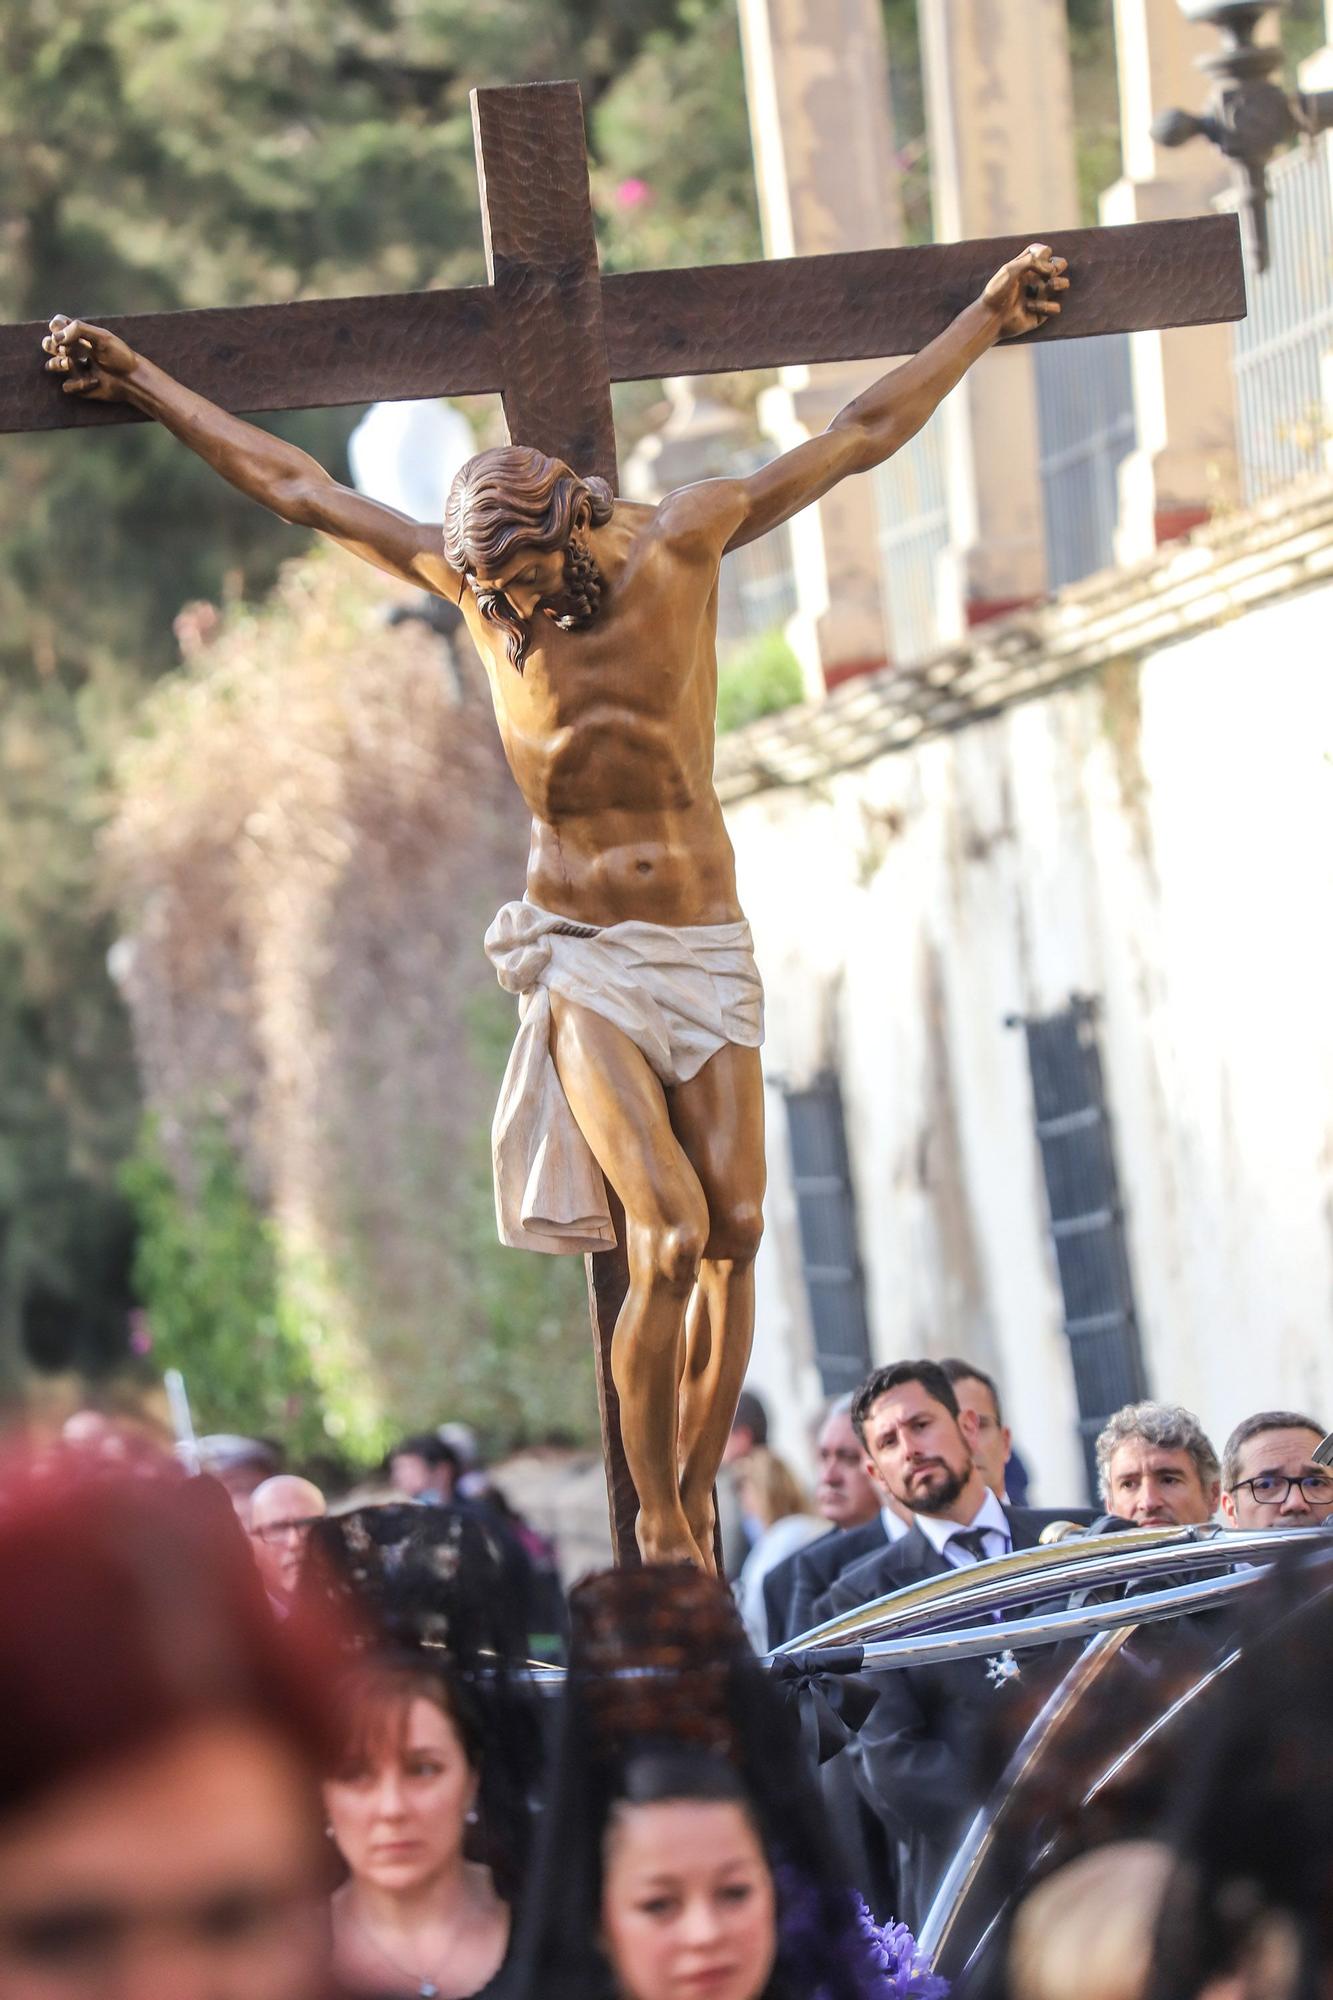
[668,1042,766,1214]
[549,993,702,1223]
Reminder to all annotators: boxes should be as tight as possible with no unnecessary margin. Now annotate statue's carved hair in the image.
[443,445,614,580]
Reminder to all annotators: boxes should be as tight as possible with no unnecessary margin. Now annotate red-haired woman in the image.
[0,1445,354,2000]
[298,1505,543,2000]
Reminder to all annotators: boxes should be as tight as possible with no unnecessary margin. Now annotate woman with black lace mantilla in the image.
[296,1503,543,2000]
[510,1564,947,2000]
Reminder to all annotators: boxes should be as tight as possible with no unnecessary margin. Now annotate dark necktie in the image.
[947,1527,992,1564]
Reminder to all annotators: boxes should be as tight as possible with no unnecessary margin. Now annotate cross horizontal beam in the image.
[0,213,1244,439]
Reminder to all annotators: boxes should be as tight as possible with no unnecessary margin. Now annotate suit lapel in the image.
[840,1515,889,1566]
[897,1524,952,1581]
[818,1514,889,1588]
[1005,1508,1045,1553]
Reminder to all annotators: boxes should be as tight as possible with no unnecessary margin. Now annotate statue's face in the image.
[471,545,570,627]
[468,531,604,671]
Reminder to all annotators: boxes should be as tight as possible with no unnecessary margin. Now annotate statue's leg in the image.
[548,992,710,1567]
[669,1043,766,1567]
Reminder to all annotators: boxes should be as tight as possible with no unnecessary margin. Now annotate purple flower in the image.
[776,1865,949,2000]
[854,1910,951,2000]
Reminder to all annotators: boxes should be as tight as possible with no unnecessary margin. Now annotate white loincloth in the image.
[484,899,765,1255]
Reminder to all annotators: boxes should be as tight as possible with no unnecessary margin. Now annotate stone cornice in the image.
[714,474,1333,804]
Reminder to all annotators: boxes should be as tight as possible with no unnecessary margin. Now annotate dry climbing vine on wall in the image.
[106,550,594,1452]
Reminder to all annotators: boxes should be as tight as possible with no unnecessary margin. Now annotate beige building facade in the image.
[725,486,1333,1499]
[708,0,1333,1492]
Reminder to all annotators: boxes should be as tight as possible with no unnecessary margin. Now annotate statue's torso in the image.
[462,507,743,929]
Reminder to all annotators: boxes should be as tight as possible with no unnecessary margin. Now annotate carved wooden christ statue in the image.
[44,246,1065,1566]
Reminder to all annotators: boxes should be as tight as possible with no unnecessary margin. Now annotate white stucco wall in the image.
[730,580,1333,1502]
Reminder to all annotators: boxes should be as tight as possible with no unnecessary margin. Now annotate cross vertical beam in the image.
[585,1200,641,1565]
[472,80,638,1559]
[471,82,619,489]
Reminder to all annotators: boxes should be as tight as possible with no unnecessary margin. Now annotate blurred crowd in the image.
[0,1358,1325,2000]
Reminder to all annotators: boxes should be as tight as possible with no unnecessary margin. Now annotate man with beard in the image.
[813,1360,1090,1925]
[764,1392,911,1648]
[44,241,1069,1570]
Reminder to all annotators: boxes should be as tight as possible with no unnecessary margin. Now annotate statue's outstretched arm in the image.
[670,245,1068,558]
[42,316,463,600]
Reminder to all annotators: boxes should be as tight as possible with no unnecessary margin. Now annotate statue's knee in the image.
[659,1216,708,1288]
[706,1198,764,1266]
[631,1208,707,1290]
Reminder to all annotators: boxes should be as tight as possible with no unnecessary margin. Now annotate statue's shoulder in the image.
[610,497,660,532]
[644,480,739,559]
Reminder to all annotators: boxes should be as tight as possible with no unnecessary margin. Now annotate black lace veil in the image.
[507,1565,895,2000]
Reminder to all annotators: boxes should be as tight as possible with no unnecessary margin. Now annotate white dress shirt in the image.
[882,1503,913,1544]
[913,1486,1011,1568]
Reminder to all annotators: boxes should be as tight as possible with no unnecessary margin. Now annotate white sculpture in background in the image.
[348,399,479,693]
[348,398,476,519]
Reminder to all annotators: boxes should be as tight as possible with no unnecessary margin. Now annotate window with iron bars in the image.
[1011,997,1148,1499]
[782,1075,872,1396]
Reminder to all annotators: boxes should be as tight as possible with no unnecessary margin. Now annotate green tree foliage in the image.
[716,631,805,735]
[1281,0,1329,70]
[592,0,761,272]
[0,664,141,1389]
[121,1118,367,1460]
[1067,0,1123,225]
[882,0,930,244]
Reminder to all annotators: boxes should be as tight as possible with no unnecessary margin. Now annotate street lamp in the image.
[1151,0,1333,274]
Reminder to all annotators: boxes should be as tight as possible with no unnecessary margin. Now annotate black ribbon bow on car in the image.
[766,1644,880,1765]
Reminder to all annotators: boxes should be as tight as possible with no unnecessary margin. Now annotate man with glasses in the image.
[248,1475,326,1615]
[1220,1412,1333,1531]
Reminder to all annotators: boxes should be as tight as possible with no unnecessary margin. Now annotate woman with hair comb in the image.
[511,1565,946,2000]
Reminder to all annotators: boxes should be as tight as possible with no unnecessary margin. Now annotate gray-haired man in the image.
[1096,1401,1220,1528]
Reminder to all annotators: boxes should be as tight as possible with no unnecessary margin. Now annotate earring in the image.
[324,1823,336,1840]
[465,1807,479,1825]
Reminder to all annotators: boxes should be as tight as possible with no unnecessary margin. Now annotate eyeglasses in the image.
[1229,1472,1333,1507]
[249,1516,320,1544]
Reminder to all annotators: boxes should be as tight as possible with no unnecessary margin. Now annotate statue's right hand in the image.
[42,315,139,401]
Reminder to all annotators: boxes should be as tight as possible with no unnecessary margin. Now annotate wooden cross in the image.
[1,81,1245,1564]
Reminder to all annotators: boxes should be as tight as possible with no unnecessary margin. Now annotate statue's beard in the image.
[472,540,604,675]
[544,539,603,632]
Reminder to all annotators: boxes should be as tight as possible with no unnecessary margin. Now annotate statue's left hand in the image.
[981,244,1069,337]
[42,315,141,401]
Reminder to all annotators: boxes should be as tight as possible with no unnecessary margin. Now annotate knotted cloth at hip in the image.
[483,899,765,1255]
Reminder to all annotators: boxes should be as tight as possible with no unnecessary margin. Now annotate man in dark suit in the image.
[775,1357,1025,1649]
[815,1359,1091,1927]
[762,1393,912,1648]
